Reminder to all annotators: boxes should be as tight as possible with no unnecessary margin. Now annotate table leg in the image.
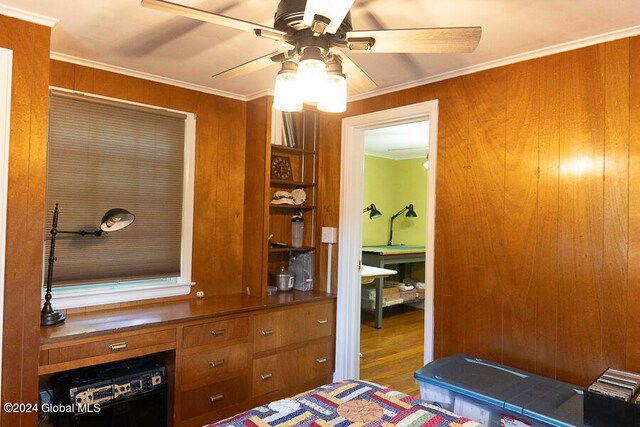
[375,276,383,329]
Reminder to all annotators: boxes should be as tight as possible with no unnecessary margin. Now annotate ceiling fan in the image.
[141,0,482,112]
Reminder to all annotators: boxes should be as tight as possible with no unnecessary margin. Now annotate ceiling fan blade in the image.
[334,52,377,94]
[212,51,289,79]
[141,0,286,40]
[303,0,356,34]
[346,27,482,53]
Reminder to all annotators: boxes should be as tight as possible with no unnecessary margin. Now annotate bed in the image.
[206,380,483,427]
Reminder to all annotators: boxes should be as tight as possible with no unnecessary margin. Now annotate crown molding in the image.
[50,52,247,101]
[246,89,274,101]
[0,4,58,27]
[49,24,640,105]
[347,24,640,103]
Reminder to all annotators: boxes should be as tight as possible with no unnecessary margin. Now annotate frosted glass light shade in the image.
[318,73,347,113]
[297,59,326,102]
[274,72,302,112]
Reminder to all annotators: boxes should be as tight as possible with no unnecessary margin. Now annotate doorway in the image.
[359,120,429,395]
[334,101,438,385]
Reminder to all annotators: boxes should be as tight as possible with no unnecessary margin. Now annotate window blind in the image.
[45,92,186,287]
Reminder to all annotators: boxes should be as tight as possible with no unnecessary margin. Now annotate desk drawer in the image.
[305,302,334,341]
[253,302,334,353]
[48,329,176,364]
[181,342,250,386]
[252,337,334,398]
[253,309,302,353]
[252,352,287,397]
[180,375,250,421]
[301,339,334,379]
[183,317,249,348]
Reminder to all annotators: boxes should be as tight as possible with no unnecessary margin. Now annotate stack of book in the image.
[281,112,298,148]
[587,368,640,402]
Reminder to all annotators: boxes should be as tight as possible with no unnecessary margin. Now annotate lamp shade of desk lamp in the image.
[363,203,382,220]
[100,208,136,232]
[41,205,136,326]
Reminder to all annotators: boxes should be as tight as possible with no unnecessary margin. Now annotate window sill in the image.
[42,281,195,310]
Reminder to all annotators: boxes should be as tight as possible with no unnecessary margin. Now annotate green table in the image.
[362,245,426,329]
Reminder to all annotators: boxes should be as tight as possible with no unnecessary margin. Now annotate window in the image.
[44,90,195,309]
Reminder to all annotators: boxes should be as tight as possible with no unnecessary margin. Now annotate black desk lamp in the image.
[388,204,417,246]
[362,203,382,219]
[41,204,136,326]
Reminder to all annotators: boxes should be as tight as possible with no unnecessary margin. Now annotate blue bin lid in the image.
[414,355,584,427]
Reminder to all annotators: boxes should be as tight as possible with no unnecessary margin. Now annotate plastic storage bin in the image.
[414,354,584,427]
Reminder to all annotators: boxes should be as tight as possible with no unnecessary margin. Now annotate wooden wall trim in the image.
[0,14,52,427]
[243,97,270,299]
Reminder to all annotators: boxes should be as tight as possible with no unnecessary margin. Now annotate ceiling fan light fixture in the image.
[274,61,303,112]
[318,59,346,113]
[297,47,327,103]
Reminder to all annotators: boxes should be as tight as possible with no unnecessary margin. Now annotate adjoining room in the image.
[359,120,429,396]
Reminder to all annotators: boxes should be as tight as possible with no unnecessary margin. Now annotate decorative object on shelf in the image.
[291,188,306,205]
[362,203,382,219]
[271,190,295,205]
[41,204,136,326]
[271,267,295,292]
[291,215,304,248]
[290,251,314,291]
[388,204,417,246]
[271,155,293,180]
[271,189,306,206]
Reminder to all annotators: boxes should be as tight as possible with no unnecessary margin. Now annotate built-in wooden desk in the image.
[39,291,336,427]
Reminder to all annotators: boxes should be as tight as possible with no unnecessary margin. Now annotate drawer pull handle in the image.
[260,373,273,380]
[108,342,128,351]
[316,319,328,325]
[209,359,225,368]
[316,357,328,364]
[210,329,226,337]
[260,329,274,336]
[209,394,224,403]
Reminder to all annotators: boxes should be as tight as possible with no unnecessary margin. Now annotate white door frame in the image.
[0,47,13,393]
[334,100,439,381]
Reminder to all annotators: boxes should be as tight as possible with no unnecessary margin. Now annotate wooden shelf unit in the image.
[266,109,319,293]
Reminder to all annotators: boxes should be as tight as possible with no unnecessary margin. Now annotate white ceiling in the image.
[3,0,640,100]
[364,121,429,160]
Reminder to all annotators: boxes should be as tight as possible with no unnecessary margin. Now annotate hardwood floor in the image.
[360,306,424,397]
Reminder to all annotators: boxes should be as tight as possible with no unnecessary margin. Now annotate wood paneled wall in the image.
[322,37,640,387]
[243,97,270,298]
[49,60,248,297]
[0,15,52,426]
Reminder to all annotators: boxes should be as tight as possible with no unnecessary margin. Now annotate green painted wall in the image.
[362,156,427,247]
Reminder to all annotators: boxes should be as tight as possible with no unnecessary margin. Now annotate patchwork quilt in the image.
[206,380,484,427]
